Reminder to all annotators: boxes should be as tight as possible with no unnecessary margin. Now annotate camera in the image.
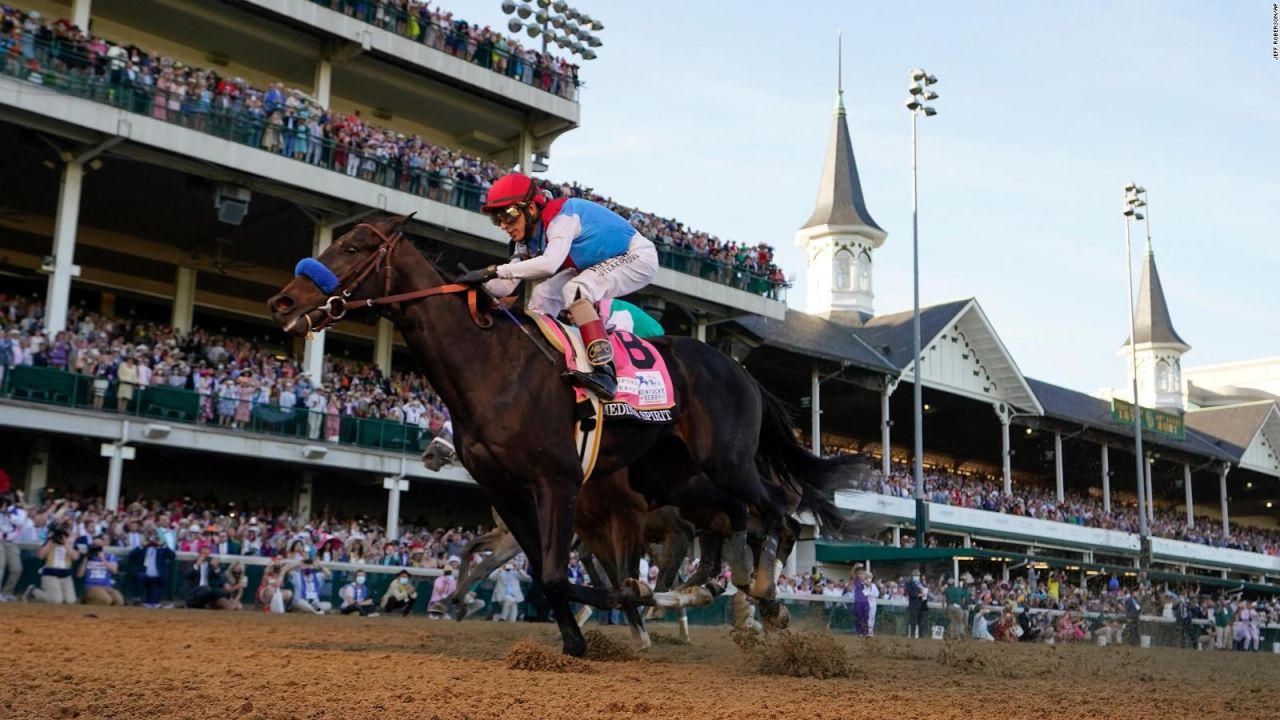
[88,546,102,558]
[47,523,68,545]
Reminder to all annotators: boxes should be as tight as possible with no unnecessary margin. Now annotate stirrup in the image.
[563,367,617,400]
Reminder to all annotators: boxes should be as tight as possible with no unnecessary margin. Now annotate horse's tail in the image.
[755,381,878,541]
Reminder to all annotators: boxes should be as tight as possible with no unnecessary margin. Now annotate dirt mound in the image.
[729,626,765,652]
[752,631,854,679]
[504,637,596,674]
[648,631,689,646]
[583,630,638,662]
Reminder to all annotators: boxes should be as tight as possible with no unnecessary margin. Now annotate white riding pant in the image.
[527,234,658,317]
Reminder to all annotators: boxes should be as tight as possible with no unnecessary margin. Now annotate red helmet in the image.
[482,173,545,214]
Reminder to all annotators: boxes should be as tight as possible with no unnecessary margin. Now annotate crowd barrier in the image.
[1,365,432,455]
[6,544,1278,652]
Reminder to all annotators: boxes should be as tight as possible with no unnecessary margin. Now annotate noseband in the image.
[294,222,492,335]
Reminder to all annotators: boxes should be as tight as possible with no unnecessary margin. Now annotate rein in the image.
[300,222,492,334]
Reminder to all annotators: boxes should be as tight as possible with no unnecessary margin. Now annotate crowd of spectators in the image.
[0,4,789,296]
[780,563,1279,649]
[312,0,581,99]
[0,294,453,438]
[861,464,1280,557]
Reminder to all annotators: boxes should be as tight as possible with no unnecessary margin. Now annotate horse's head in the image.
[268,214,414,336]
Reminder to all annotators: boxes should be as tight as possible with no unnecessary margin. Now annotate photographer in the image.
[181,546,232,610]
[290,556,331,614]
[78,535,124,606]
[28,520,79,604]
[0,487,27,601]
[127,532,175,608]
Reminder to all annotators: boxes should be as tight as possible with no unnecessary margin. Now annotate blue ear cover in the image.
[295,258,340,295]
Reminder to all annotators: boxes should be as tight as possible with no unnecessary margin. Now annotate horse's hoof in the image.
[625,578,654,604]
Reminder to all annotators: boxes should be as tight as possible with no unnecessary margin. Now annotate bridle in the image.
[296,222,492,335]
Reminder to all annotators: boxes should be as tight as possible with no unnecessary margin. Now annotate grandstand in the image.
[1,0,1278,633]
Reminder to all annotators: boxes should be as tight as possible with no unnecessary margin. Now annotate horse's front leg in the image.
[533,474,592,657]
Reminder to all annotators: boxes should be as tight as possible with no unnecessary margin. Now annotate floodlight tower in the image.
[500,1,604,60]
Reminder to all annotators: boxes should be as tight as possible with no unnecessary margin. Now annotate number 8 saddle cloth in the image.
[528,310,678,425]
[528,309,678,481]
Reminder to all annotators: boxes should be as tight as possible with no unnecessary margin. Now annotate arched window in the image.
[856,251,872,292]
[1156,359,1175,393]
[833,250,852,291]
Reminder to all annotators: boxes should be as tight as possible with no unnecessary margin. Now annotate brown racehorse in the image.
[268,215,864,656]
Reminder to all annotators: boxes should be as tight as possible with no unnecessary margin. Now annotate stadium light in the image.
[1122,182,1151,544]
[905,67,939,547]
[501,1,604,59]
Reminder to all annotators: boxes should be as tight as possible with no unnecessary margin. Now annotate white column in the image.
[880,385,893,477]
[25,438,51,501]
[302,224,332,386]
[294,472,314,518]
[810,366,821,456]
[45,161,85,336]
[952,556,961,583]
[518,129,535,175]
[694,318,707,342]
[384,477,409,540]
[100,441,135,512]
[71,0,91,31]
[784,543,797,577]
[892,527,902,548]
[1183,463,1193,526]
[1145,454,1155,523]
[313,58,332,108]
[171,266,197,335]
[999,411,1012,495]
[1101,445,1111,514]
[1054,432,1065,502]
[375,318,394,374]
[1219,465,1230,537]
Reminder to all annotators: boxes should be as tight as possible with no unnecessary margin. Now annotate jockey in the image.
[457,173,659,400]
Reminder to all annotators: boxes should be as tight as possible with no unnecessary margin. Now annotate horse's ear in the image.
[380,213,415,232]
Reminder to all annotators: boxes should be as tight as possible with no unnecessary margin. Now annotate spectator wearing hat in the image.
[905,570,929,639]
[382,569,417,616]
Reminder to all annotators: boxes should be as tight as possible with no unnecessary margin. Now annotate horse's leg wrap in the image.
[727,531,753,588]
[749,534,780,600]
[732,590,760,632]
[574,603,594,627]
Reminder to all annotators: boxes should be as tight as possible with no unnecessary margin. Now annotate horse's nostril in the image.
[273,296,295,313]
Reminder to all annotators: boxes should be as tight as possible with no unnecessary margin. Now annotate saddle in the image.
[528,310,678,480]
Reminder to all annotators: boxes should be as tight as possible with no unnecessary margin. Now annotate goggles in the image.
[488,203,527,227]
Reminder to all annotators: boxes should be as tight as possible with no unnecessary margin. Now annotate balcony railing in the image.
[3,39,787,298]
[308,0,581,101]
[1,365,431,456]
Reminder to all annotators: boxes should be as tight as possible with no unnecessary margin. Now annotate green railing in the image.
[3,36,786,298]
[656,245,789,301]
[1,365,431,455]
[310,0,581,101]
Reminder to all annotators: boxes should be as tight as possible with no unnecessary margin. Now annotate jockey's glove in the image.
[456,265,499,285]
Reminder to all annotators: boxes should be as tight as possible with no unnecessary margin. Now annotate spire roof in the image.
[1126,246,1189,349]
[801,43,882,233]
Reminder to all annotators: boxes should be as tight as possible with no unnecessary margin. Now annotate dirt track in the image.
[2,604,1277,720]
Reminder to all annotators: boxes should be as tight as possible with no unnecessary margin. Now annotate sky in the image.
[458,0,1279,394]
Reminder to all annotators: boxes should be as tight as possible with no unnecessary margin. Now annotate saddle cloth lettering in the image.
[529,312,677,425]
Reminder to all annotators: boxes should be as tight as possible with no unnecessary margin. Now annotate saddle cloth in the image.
[529,312,678,423]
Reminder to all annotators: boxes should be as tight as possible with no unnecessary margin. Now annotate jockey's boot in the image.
[567,298,617,400]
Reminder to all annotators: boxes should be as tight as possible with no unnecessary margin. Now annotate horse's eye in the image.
[345,245,359,254]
